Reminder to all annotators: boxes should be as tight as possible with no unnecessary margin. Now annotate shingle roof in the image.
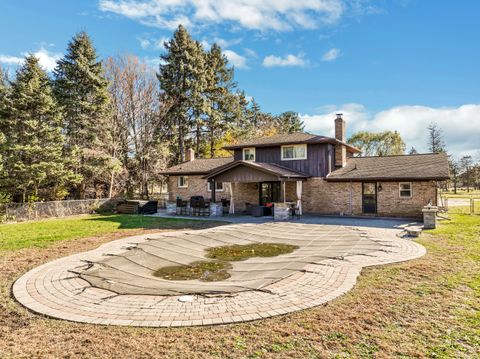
[222,132,361,153]
[205,160,309,179]
[159,157,234,175]
[326,153,450,181]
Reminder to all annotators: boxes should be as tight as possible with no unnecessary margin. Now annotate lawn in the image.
[0,214,479,358]
[0,214,219,251]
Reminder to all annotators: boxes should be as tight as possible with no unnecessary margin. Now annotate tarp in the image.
[79,222,383,296]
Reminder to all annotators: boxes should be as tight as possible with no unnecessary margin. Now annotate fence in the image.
[0,198,117,223]
[440,196,480,215]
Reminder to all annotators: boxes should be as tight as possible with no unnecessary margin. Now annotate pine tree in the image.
[0,55,77,202]
[205,43,240,157]
[275,111,304,134]
[53,31,110,198]
[158,25,207,163]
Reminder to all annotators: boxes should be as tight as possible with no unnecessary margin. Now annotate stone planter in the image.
[210,203,223,217]
[166,201,177,215]
[422,206,438,229]
[274,203,290,221]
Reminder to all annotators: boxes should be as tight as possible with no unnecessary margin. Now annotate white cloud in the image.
[321,47,341,61]
[301,103,480,158]
[99,0,345,31]
[262,53,307,67]
[223,49,248,69]
[0,55,24,65]
[0,47,62,72]
[139,36,169,50]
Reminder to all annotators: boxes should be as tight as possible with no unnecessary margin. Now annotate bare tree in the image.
[427,122,446,153]
[104,55,173,199]
[460,155,474,192]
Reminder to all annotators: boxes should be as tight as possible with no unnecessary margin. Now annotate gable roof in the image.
[222,132,361,153]
[159,157,234,175]
[205,160,309,180]
[326,153,450,181]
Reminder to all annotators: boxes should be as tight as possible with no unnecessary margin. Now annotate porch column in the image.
[296,180,303,215]
[282,181,286,203]
[227,182,235,214]
[210,179,216,202]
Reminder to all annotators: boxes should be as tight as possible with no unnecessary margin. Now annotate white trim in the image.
[281,144,307,161]
[177,176,188,188]
[399,182,412,198]
[207,181,224,192]
[243,147,256,161]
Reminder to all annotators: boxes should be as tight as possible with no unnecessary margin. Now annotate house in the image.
[160,115,449,218]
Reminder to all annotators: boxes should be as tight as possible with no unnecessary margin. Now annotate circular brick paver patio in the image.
[13,222,425,327]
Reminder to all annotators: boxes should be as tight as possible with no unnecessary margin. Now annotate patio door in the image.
[362,182,377,214]
[259,181,281,205]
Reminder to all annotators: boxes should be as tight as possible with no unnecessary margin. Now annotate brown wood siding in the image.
[213,165,280,182]
[233,144,333,177]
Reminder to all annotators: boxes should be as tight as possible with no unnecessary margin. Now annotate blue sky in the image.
[1,0,479,158]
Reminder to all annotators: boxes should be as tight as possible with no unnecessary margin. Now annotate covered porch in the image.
[205,160,308,219]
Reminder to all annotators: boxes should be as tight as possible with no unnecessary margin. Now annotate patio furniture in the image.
[221,198,230,216]
[251,205,264,217]
[190,196,210,216]
[289,203,301,219]
[116,200,158,214]
[176,198,188,215]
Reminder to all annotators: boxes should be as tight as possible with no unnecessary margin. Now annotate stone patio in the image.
[13,220,425,327]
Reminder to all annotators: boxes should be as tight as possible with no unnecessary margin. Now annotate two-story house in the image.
[160,115,449,218]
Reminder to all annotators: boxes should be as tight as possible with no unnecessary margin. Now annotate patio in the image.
[13,218,425,327]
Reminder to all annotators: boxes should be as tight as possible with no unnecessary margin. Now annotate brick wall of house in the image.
[376,181,437,218]
[167,175,437,218]
[302,179,363,215]
[167,175,231,202]
[302,178,437,218]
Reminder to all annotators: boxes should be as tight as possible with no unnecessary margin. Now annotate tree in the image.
[105,55,172,198]
[274,111,304,134]
[449,159,460,194]
[427,122,446,153]
[347,131,406,156]
[408,146,418,155]
[0,55,77,202]
[460,155,474,192]
[158,25,207,163]
[53,31,110,198]
[204,43,240,158]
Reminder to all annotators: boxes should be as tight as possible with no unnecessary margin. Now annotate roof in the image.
[326,153,450,181]
[159,157,234,175]
[222,132,361,153]
[205,160,309,180]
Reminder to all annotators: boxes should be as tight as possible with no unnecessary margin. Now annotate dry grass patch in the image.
[0,214,479,358]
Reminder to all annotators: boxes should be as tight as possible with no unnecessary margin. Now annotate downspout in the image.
[349,180,353,215]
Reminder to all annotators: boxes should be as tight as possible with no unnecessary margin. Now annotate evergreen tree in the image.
[275,111,304,134]
[205,43,240,157]
[158,25,207,163]
[0,55,77,202]
[53,31,110,198]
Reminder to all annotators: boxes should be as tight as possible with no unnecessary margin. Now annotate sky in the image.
[1,0,479,158]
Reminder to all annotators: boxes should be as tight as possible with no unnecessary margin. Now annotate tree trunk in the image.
[210,127,215,158]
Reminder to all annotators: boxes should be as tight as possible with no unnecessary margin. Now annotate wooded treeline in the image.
[0,26,303,203]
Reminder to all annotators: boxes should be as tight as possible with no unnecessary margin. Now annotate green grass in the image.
[0,214,212,251]
[442,189,480,199]
[423,213,480,356]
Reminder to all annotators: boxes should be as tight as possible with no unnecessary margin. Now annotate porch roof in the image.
[204,160,309,182]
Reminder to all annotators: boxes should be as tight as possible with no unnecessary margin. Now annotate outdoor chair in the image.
[190,196,210,216]
[176,198,188,215]
[221,198,230,216]
[289,204,301,219]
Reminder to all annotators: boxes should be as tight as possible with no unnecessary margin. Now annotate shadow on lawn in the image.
[85,214,227,230]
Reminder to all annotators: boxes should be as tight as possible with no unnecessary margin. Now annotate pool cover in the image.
[79,222,384,295]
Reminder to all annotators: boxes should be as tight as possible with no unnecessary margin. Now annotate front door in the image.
[259,182,281,205]
[362,182,377,214]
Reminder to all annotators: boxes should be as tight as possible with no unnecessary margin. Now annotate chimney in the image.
[334,114,347,167]
[186,148,195,162]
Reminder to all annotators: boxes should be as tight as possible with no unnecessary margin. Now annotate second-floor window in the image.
[281,144,307,160]
[243,147,255,161]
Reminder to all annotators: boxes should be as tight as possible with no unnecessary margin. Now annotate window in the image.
[208,181,224,192]
[243,147,255,161]
[399,182,412,198]
[281,144,307,160]
[178,176,188,188]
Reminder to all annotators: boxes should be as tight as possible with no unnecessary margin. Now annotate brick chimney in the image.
[186,148,195,162]
[334,113,347,167]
